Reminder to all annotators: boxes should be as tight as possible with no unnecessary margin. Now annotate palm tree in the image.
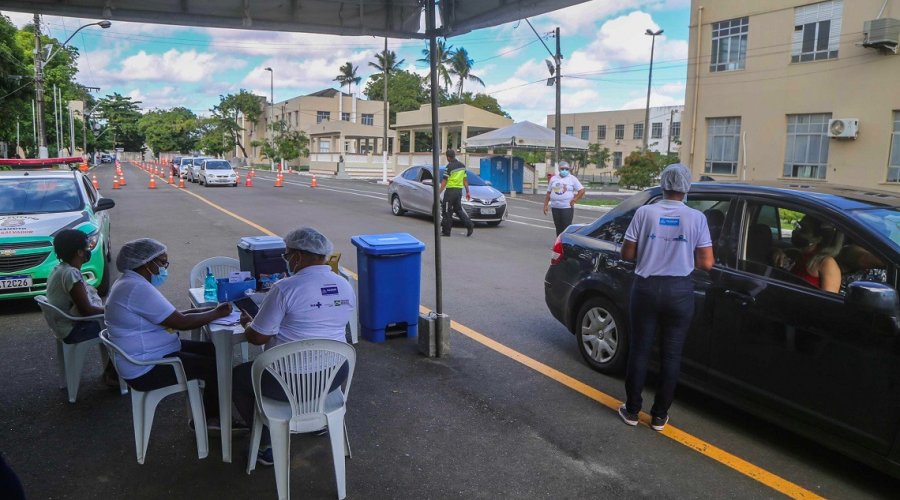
[417,39,453,92]
[448,47,485,98]
[333,62,362,97]
[369,49,405,75]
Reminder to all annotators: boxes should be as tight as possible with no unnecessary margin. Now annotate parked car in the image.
[178,157,194,179]
[171,156,183,177]
[199,159,238,187]
[388,166,507,226]
[544,181,900,477]
[0,166,115,299]
[188,157,209,183]
[99,153,113,163]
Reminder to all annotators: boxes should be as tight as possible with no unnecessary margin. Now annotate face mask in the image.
[559,170,570,178]
[791,232,819,250]
[81,248,91,262]
[282,255,295,276]
[149,263,168,287]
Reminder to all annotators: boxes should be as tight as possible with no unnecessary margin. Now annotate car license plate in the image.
[0,275,32,289]
[481,208,496,215]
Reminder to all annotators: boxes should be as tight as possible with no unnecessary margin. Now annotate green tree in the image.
[96,93,144,152]
[251,120,309,164]
[418,39,453,92]
[209,90,263,158]
[363,70,429,124]
[1,16,32,156]
[444,92,509,117]
[138,107,197,154]
[447,47,484,98]
[334,62,361,97]
[195,117,230,157]
[617,150,669,189]
[369,49,405,75]
[587,143,611,169]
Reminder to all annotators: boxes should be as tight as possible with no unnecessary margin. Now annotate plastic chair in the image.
[246,340,356,500]
[188,256,248,361]
[99,330,209,465]
[337,265,359,344]
[34,295,127,402]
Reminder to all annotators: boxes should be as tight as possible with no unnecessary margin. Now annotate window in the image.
[671,121,681,139]
[317,111,330,123]
[710,17,749,72]
[319,140,331,152]
[633,123,644,140]
[613,152,623,168]
[705,117,741,175]
[615,124,624,140]
[581,126,589,140]
[784,113,831,179]
[792,1,842,63]
[362,113,374,126]
[565,126,574,136]
[341,112,350,122]
[401,167,420,180]
[651,122,663,139]
[597,125,607,140]
[888,111,900,182]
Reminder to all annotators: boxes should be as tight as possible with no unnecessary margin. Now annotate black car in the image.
[544,181,900,477]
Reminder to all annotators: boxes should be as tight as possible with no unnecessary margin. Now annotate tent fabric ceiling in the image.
[465,120,588,150]
[5,0,589,39]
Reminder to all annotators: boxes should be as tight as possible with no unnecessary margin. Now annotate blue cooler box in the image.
[237,236,287,291]
[351,233,425,342]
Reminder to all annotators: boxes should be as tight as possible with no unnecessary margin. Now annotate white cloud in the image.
[621,91,683,109]
[203,27,406,60]
[127,86,193,110]
[117,49,239,82]
[586,11,685,64]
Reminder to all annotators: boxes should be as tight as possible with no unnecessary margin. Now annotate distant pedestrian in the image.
[617,163,713,431]
[440,149,474,237]
[543,161,586,236]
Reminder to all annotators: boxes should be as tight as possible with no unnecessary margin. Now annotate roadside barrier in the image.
[274,173,283,188]
[245,175,253,188]
[112,176,120,190]
[178,177,185,189]
[168,174,175,185]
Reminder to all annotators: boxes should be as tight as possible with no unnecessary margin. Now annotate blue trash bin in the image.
[351,233,426,342]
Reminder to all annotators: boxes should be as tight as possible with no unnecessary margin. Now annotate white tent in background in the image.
[465,120,589,150]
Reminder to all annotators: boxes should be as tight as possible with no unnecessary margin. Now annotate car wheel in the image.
[576,297,628,374]
[486,221,501,227]
[391,195,407,216]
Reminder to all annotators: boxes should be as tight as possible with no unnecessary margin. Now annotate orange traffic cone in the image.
[112,176,120,190]
[310,175,318,188]
[245,175,253,188]
[91,174,100,189]
[274,173,283,188]
[148,176,157,189]
[178,177,185,189]
[119,174,126,186]
[235,173,241,186]
[250,168,256,178]
[168,173,175,185]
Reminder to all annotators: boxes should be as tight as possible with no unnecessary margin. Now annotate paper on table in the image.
[211,310,242,326]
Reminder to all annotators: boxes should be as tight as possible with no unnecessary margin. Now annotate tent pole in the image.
[427,0,443,317]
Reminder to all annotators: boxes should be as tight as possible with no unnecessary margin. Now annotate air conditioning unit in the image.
[863,18,900,54]
[827,118,859,139]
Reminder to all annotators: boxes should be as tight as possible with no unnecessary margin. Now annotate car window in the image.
[854,208,900,253]
[205,161,231,170]
[81,177,98,206]
[465,171,487,186]
[686,197,733,263]
[420,168,434,183]
[401,167,419,180]
[193,158,206,166]
[0,178,82,214]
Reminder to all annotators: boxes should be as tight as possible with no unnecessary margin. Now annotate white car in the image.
[188,157,209,183]
[178,157,194,178]
[199,159,238,187]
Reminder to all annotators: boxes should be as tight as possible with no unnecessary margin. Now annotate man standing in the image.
[440,149,474,237]
[617,163,713,431]
[543,161,586,236]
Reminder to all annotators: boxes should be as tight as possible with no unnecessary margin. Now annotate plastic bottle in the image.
[204,267,218,302]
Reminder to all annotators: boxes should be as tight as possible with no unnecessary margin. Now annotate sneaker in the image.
[257,446,274,466]
[650,415,669,431]
[618,405,639,426]
[466,225,474,237]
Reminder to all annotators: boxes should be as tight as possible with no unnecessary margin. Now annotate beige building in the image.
[548,105,683,173]
[681,0,900,190]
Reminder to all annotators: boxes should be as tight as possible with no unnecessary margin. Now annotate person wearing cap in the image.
[617,164,714,432]
[104,238,233,424]
[439,149,475,237]
[231,227,355,466]
[543,161,586,236]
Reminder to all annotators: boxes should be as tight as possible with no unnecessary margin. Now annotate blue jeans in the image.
[624,275,695,419]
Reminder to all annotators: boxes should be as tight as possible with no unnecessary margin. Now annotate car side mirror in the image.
[94,198,115,212]
[846,281,900,334]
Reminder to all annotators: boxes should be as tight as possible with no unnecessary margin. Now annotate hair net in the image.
[558,161,570,170]
[660,163,692,193]
[284,227,333,256]
[116,238,167,272]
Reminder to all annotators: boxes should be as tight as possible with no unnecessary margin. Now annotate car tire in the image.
[391,195,407,216]
[575,296,628,374]
[486,221,501,227]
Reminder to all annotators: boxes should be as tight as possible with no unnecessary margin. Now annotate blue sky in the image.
[3,1,690,124]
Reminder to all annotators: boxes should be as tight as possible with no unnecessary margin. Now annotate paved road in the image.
[0,161,897,499]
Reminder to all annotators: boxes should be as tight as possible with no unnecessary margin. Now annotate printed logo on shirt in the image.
[334,299,350,307]
[321,285,339,296]
[659,217,680,226]
[551,182,568,195]
[310,302,323,309]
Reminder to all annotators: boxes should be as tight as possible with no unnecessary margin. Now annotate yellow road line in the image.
[128,161,824,500]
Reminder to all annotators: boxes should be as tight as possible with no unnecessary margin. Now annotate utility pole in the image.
[33,14,48,158]
[666,108,675,156]
[554,27,561,176]
[382,37,388,184]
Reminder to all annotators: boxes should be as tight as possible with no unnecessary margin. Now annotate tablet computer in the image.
[232,296,260,318]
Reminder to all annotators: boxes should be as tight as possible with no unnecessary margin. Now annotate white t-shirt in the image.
[250,265,356,349]
[546,175,584,209]
[104,270,179,379]
[624,199,712,278]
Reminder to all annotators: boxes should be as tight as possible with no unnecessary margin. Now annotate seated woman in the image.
[790,216,842,294]
[104,238,233,426]
[46,229,117,385]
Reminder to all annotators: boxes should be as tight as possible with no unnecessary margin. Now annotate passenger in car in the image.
[789,216,842,293]
[837,243,887,290]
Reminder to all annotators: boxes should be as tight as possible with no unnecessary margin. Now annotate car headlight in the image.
[85,228,101,250]
[496,195,506,204]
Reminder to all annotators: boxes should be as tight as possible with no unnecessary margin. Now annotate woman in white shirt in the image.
[543,161,586,236]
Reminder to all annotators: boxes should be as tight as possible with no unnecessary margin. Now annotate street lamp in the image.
[642,28,663,151]
[264,67,274,171]
[33,16,111,158]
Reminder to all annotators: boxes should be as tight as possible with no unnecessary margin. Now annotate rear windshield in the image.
[0,178,83,214]
[192,158,207,165]
[205,161,231,170]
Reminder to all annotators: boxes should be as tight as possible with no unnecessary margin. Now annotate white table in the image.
[188,287,247,463]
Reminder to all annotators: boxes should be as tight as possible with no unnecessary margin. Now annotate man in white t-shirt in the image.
[543,161,586,236]
[232,227,355,466]
[616,164,714,432]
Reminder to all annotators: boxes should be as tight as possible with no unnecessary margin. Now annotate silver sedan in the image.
[388,166,508,226]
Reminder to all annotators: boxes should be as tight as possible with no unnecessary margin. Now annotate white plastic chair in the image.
[99,330,209,465]
[34,295,127,402]
[188,256,248,361]
[246,340,356,500]
[337,265,359,344]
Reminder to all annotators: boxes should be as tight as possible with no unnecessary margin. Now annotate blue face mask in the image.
[150,264,168,287]
[559,170,570,178]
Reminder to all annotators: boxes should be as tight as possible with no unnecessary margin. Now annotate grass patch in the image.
[577,199,620,207]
